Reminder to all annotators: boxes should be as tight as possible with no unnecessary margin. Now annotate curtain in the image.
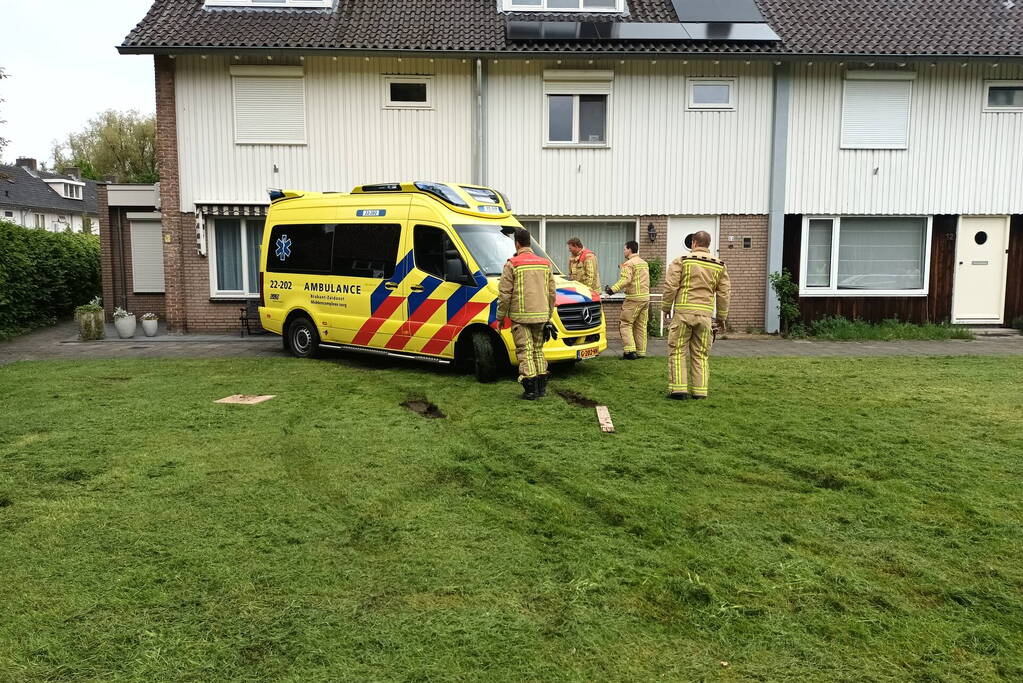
[246,219,264,294]
[215,219,243,291]
[837,217,926,290]
[544,220,634,288]
[806,219,833,287]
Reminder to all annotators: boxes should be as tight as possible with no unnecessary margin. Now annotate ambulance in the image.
[258,181,606,381]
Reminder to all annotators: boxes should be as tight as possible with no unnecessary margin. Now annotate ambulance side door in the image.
[396,223,479,357]
[331,220,408,348]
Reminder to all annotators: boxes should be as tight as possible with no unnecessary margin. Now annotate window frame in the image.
[543,70,613,148]
[382,75,434,110]
[503,0,624,12]
[128,214,165,294]
[230,65,307,146]
[798,215,933,298]
[983,80,1023,113]
[536,216,640,299]
[686,78,737,111]
[840,71,915,150]
[34,213,46,229]
[207,216,265,299]
[544,93,610,147]
[205,0,332,7]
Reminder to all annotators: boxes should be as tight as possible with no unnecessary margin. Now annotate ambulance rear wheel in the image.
[287,316,320,359]
[470,330,499,383]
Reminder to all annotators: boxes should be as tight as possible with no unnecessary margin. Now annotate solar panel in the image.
[508,21,693,41]
[670,0,767,23]
[681,22,781,42]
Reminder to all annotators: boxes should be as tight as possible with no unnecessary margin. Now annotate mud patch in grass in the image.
[557,390,599,408]
[401,398,445,419]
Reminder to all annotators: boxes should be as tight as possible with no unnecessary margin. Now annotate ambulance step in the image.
[319,342,452,364]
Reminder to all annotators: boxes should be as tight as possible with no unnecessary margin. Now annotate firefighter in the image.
[605,240,650,360]
[566,237,601,293]
[493,228,557,400]
[661,231,730,400]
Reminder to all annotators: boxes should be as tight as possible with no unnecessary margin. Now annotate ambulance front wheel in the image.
[470,330,499,383]
[287,316,320,359]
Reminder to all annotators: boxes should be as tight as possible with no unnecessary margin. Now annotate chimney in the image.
[66,166,81,180]
[16,157,38,173]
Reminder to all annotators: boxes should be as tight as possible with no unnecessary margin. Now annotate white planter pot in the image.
[114,315,136,339]
[141,319,159,337]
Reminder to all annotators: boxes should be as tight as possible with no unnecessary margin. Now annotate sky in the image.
[0,0,156,167]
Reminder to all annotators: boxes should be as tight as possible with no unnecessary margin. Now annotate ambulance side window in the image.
[414,225,470,282]
[333,223,401,279]
[266,224,335,274]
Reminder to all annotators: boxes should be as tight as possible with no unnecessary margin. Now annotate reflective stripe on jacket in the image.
[497,247,557,324]
[568,248,600,292]
[661,248,731,320]
[610,255,650,301]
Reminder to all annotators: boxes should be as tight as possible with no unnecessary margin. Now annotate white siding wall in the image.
[175,56,474,209]
[787,63,1023,215]
[486,60,774,216]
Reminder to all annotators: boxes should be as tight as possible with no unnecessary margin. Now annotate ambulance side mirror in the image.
[444,254,473,285]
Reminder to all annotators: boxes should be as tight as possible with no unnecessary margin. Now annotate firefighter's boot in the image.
[520,377,538,400]
[536,374,549,398]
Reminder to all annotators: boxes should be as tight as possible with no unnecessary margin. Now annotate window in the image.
[687,78,736,111]
[130,218,165,293]
[34,214,45,229]
[413,225,471,282]
[231,66,306,145]
[210,218,264,296]
[800,216,931,296]
[384,76,432,109]
[543,219,635,289]
[205,0,332,7]
[333,224,401,279]
[63,183,83,200]
[504,0,622,11]
[266,224,334,275]
[453,223,557,277]
[984,81,1023,112]
[841,71,915,149]
[544,70,612,146]
[3,211,12,218]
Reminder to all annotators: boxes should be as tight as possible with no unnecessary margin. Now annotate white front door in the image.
[952,216,1010,324]
[667,216,720,259]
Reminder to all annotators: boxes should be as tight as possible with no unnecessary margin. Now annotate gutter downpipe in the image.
[765,62,791,334]
[473,58,489,185]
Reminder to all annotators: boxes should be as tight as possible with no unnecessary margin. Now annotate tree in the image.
[0,67,9,158]
[52,110,157,183]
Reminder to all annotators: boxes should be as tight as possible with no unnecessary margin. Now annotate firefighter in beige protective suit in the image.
[605,240,650,360]
[566,237,601,293]
[661,231,730,400]
[494,228,558,400]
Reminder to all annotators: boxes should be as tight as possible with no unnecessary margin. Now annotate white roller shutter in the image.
[231,66,306,144]
[130,219,165,293]
[841,76,913,150]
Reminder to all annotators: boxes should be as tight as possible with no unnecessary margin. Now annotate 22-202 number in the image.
[269,280,293,290]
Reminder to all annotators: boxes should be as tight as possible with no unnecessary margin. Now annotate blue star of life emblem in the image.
[275,235,292,261]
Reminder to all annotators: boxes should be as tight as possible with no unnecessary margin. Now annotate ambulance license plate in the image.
[577,347,600,360]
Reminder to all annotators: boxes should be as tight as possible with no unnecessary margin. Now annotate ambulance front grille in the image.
[557,302,603,331]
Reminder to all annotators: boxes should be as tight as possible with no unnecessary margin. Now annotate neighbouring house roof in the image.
[119,0,1023,58]
[0,165,98,216]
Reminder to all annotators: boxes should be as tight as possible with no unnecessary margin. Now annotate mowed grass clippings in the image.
[0,355,1022,682]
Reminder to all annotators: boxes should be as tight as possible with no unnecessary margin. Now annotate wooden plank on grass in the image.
[215,394,276,405]
[596,406,615,433]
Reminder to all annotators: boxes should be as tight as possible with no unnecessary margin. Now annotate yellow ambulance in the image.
[257,181,606,381]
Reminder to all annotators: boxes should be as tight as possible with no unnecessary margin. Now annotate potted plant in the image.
[113,307,136,339]
[74,297,105,341]
[141,312,159,337]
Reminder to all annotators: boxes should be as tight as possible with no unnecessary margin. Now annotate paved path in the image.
[2,321,1022,366]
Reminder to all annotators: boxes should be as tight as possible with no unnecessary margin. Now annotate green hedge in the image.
[0,220,101,340]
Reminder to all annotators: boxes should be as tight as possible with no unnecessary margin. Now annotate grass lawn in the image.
[1,354,1022,681]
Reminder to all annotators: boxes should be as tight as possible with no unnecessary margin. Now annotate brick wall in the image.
[97,185,167,321]
[155,55,189,332]
[717,215,767,331]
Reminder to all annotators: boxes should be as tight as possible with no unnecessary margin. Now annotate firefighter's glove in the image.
[604,286,614,297]
[543,322,559,343]
[490,317,512,332]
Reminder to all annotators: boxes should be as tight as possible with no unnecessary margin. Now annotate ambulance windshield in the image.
[454,225,562,277]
